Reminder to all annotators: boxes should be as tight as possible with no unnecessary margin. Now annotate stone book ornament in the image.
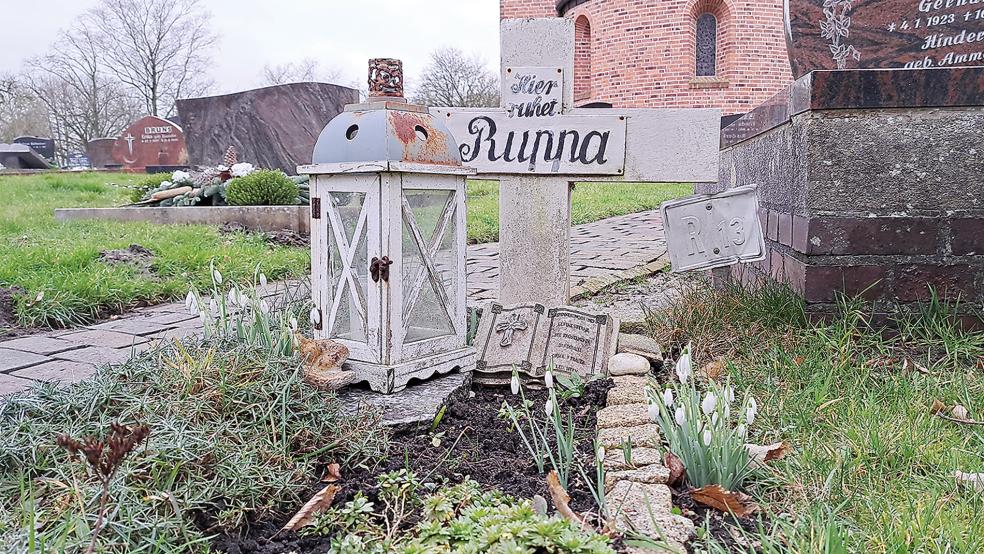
[473,302,619,379]
[785,0,984,78]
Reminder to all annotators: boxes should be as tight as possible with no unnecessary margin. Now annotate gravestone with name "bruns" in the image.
[786,0,984,77]
[110,115,188,171]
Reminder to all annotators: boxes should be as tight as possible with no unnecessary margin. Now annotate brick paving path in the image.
[0,210,667,396]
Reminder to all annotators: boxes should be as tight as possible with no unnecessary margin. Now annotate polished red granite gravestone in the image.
[110,116,188,171]
[786,0,984,78]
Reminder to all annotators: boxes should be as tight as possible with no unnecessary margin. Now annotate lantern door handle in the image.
[370,256,393,283]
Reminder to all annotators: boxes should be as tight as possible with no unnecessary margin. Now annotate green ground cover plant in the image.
[0,172,309,330]
[646,280,984,552]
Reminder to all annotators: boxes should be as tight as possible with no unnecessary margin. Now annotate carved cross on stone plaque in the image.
[495,312,528,346]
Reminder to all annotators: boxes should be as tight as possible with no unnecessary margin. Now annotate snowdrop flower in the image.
[544,369,554,389]
[736,424,747,439]
[510,373,520,395]
[675,344,692,383]
[663,388,674,408]
[309,307,321,326]
[230,162,255,177]
[209,298,218,315]
[259,299,270,314]
[712,412,720,426]
[726,386,735,403]
[703,429,713,446]
[212,268,223,285]
[171,170,191,183]
[746,397,758,425]
[185,291,198,313]
[597,446,606,460]
[544,397,554,417]
[259,273,268,288]
[290,316,299,332]
[227,288,239,307]
[701,391,717,416]
[674,406,686,426]
[648,402,659,422]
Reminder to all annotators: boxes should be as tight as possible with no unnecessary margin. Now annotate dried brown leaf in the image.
[793,356,805,366]
[700,360,726,381]
[691,485,759,518]
[745,442,790,467]
[546,470,593,532]
[904,357,931,375]
[956,471,984,492]
[321,462,342,483]
[931,399,947,415]
[664,451,686,487]
[931,400,984,426]
[952,405,970,420]
[282,484,340,531]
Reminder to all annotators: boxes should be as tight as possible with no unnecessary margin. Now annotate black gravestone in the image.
[786,0,984,78]
[13,136,55,160]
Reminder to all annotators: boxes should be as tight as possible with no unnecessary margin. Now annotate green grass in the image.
[0,172,309,330]
[0,173,690,331]
[647,282,984,553]
[466,180,692,244]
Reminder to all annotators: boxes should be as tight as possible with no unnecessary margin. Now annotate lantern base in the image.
[343,347,476,394]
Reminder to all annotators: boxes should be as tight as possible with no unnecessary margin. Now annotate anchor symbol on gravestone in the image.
[494,312,528,347]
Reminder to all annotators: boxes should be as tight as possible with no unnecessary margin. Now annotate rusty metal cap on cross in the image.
[368,58,405,101]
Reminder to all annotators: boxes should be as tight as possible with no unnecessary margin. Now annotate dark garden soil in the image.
[0,286,25,338]
[214,379,615,554]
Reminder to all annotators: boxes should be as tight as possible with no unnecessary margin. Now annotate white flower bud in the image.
[648,402,659,422]
[290,317,298,332]
[510,374,520,395]
[212,269,223,285]
[703,429,712,446]
[544,397,554,417]
[544,370,554,389]
[259,273,268,288]
[663,388,674,407]
[597,446,606,460]
[702,392,717,416]
[309,307,321,326]
[674,406,686,426]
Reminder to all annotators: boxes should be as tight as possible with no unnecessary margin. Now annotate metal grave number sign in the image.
[661,185,766,273]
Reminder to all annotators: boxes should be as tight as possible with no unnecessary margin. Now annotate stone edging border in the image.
[593,366,694,553]
[571,258,670,301]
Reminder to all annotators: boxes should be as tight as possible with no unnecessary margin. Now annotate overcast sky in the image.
[0,0,501,95]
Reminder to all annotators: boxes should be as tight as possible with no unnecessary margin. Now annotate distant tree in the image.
[20,22,141,158]
[0,73,51,143]
[260,58,343,86]
[87,0,218,118]
[411,48,499,108]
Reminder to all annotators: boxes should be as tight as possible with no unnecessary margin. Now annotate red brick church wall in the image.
[500,0,793,115]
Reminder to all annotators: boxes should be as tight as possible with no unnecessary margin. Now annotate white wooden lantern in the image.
[298,59,475,394]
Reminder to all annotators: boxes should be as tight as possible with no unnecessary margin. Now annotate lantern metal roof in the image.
[311,58,463,168]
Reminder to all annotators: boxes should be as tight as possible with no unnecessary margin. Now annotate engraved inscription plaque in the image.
[474,302,618,379]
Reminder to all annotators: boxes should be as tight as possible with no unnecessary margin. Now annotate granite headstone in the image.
[86,138,118,168]
[65,153,91,169]
[786,0,984,77]
[0,144,50,169]
[110,116,188,171]
[176,82,357,173]
[473,302,618,379]
[13,136,55,160]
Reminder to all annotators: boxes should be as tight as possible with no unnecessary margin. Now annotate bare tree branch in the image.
[260,59,343,87]
[411,48,499,108]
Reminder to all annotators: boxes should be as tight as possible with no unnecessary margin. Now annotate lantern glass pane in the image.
[326,191,369,343]
[401,189,457,343]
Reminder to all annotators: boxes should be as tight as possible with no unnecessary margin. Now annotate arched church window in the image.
[574,15,592,101]
[695,13,717,77]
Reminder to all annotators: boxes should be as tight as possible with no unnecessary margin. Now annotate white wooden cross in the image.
[436,18,721,306]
